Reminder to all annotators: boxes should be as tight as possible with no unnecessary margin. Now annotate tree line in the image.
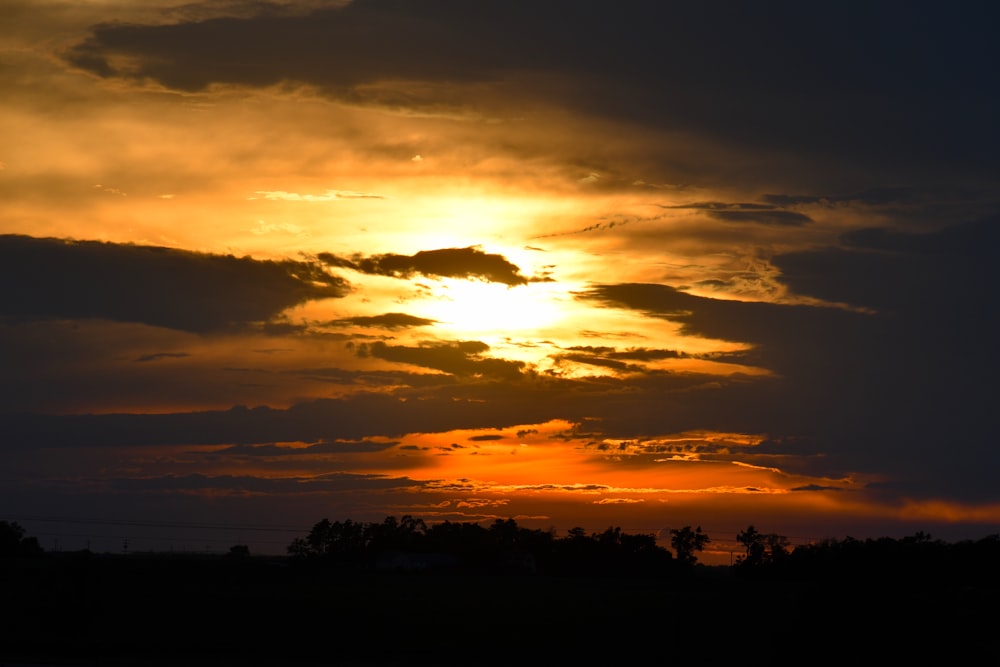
[6,517,999,587]
[285,515,703,577]
[285,516,1000,585]
[733,524,1000,587]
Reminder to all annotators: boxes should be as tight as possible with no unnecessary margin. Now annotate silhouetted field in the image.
[2,550,997,666]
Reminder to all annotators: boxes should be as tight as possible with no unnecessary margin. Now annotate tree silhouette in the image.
[735,524,764,566]
[226,544,251,560]
[366,514,426,552]
[284,516,683,576]
[670,525,710,566]
[734,525,792,575]
[287,517,367,562]
[0,520,43,558]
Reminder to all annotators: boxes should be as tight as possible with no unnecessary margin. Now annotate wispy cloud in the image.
[252,189,385,201]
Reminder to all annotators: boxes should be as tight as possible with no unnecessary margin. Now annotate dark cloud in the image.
[319,247,532,286]
[560,345,687,364]
[60,1,1000,184]
[0,235,349,332]
[775,216,999,311]
[356,340,526,380]
[134,352,191,363]
[791,484,845,493]
[606,348,686,362]
[577,215,1000,501]
[761,186,986,209]
[328,312,438,329]
[0,387,589,448]
[577,282,864,377]
[661,202,813,226]
[108,471,417,494]
[292,366,457,388]
[553,353,638,373]
[705,210,812,227]
[215,439,399,456]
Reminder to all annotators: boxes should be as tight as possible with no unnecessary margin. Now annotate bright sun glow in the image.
[416,278,567,336]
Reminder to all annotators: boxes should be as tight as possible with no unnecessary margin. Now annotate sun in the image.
[416,278,567,337]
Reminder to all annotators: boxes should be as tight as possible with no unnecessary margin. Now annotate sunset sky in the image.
[3,0,999,563]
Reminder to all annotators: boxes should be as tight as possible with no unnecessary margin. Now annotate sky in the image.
[2,0,999,564]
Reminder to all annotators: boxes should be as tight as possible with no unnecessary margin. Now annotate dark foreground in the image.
[2,553,997,665]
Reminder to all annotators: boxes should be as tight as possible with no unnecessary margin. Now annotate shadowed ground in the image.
[2,553,996,665]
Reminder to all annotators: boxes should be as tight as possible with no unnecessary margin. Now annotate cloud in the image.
[356,340,526,380]
[108,471,418,495]
[775,216,1000,311]
[661,201,813,226]
[94,184,127,197]
[134,352,191,363]
[761,186,986,209]
[253,189,385,201]
[328,313,438,330]
[576,216,1000,501]
[605,348,686,362]
[215,439,399,456]
[292,366,457,388]
[319,246,531,286]
[59,1,1000,184]
[552,353,639,373]
[0,235,350,332]
[791,484,845,493]
[577,282,862,365]
[0,390,590,448]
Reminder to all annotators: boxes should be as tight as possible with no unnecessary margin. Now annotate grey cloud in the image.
[775,216,999,311]
[791,484,845,493]
[319,247,532,286]
[0,367,735,452]
[293,366,457,388]
[0,235,350,332]
[60,1,1000,182]
[162,1,336,23]
[553,353,639,373]
[561,345,687,363]
[109,471,417,494]
[561,345,686,360]
[134,352,191,363]
[0,388,593,448]
[577,282,863,376]
[706,210,812,226]
[606,348,685,361]
[215,439,399,456]
[661,201,813,226]
[576,216,1000,501]
[761,186,986,208]
[328,312,438,329]
[356,340,526,380]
